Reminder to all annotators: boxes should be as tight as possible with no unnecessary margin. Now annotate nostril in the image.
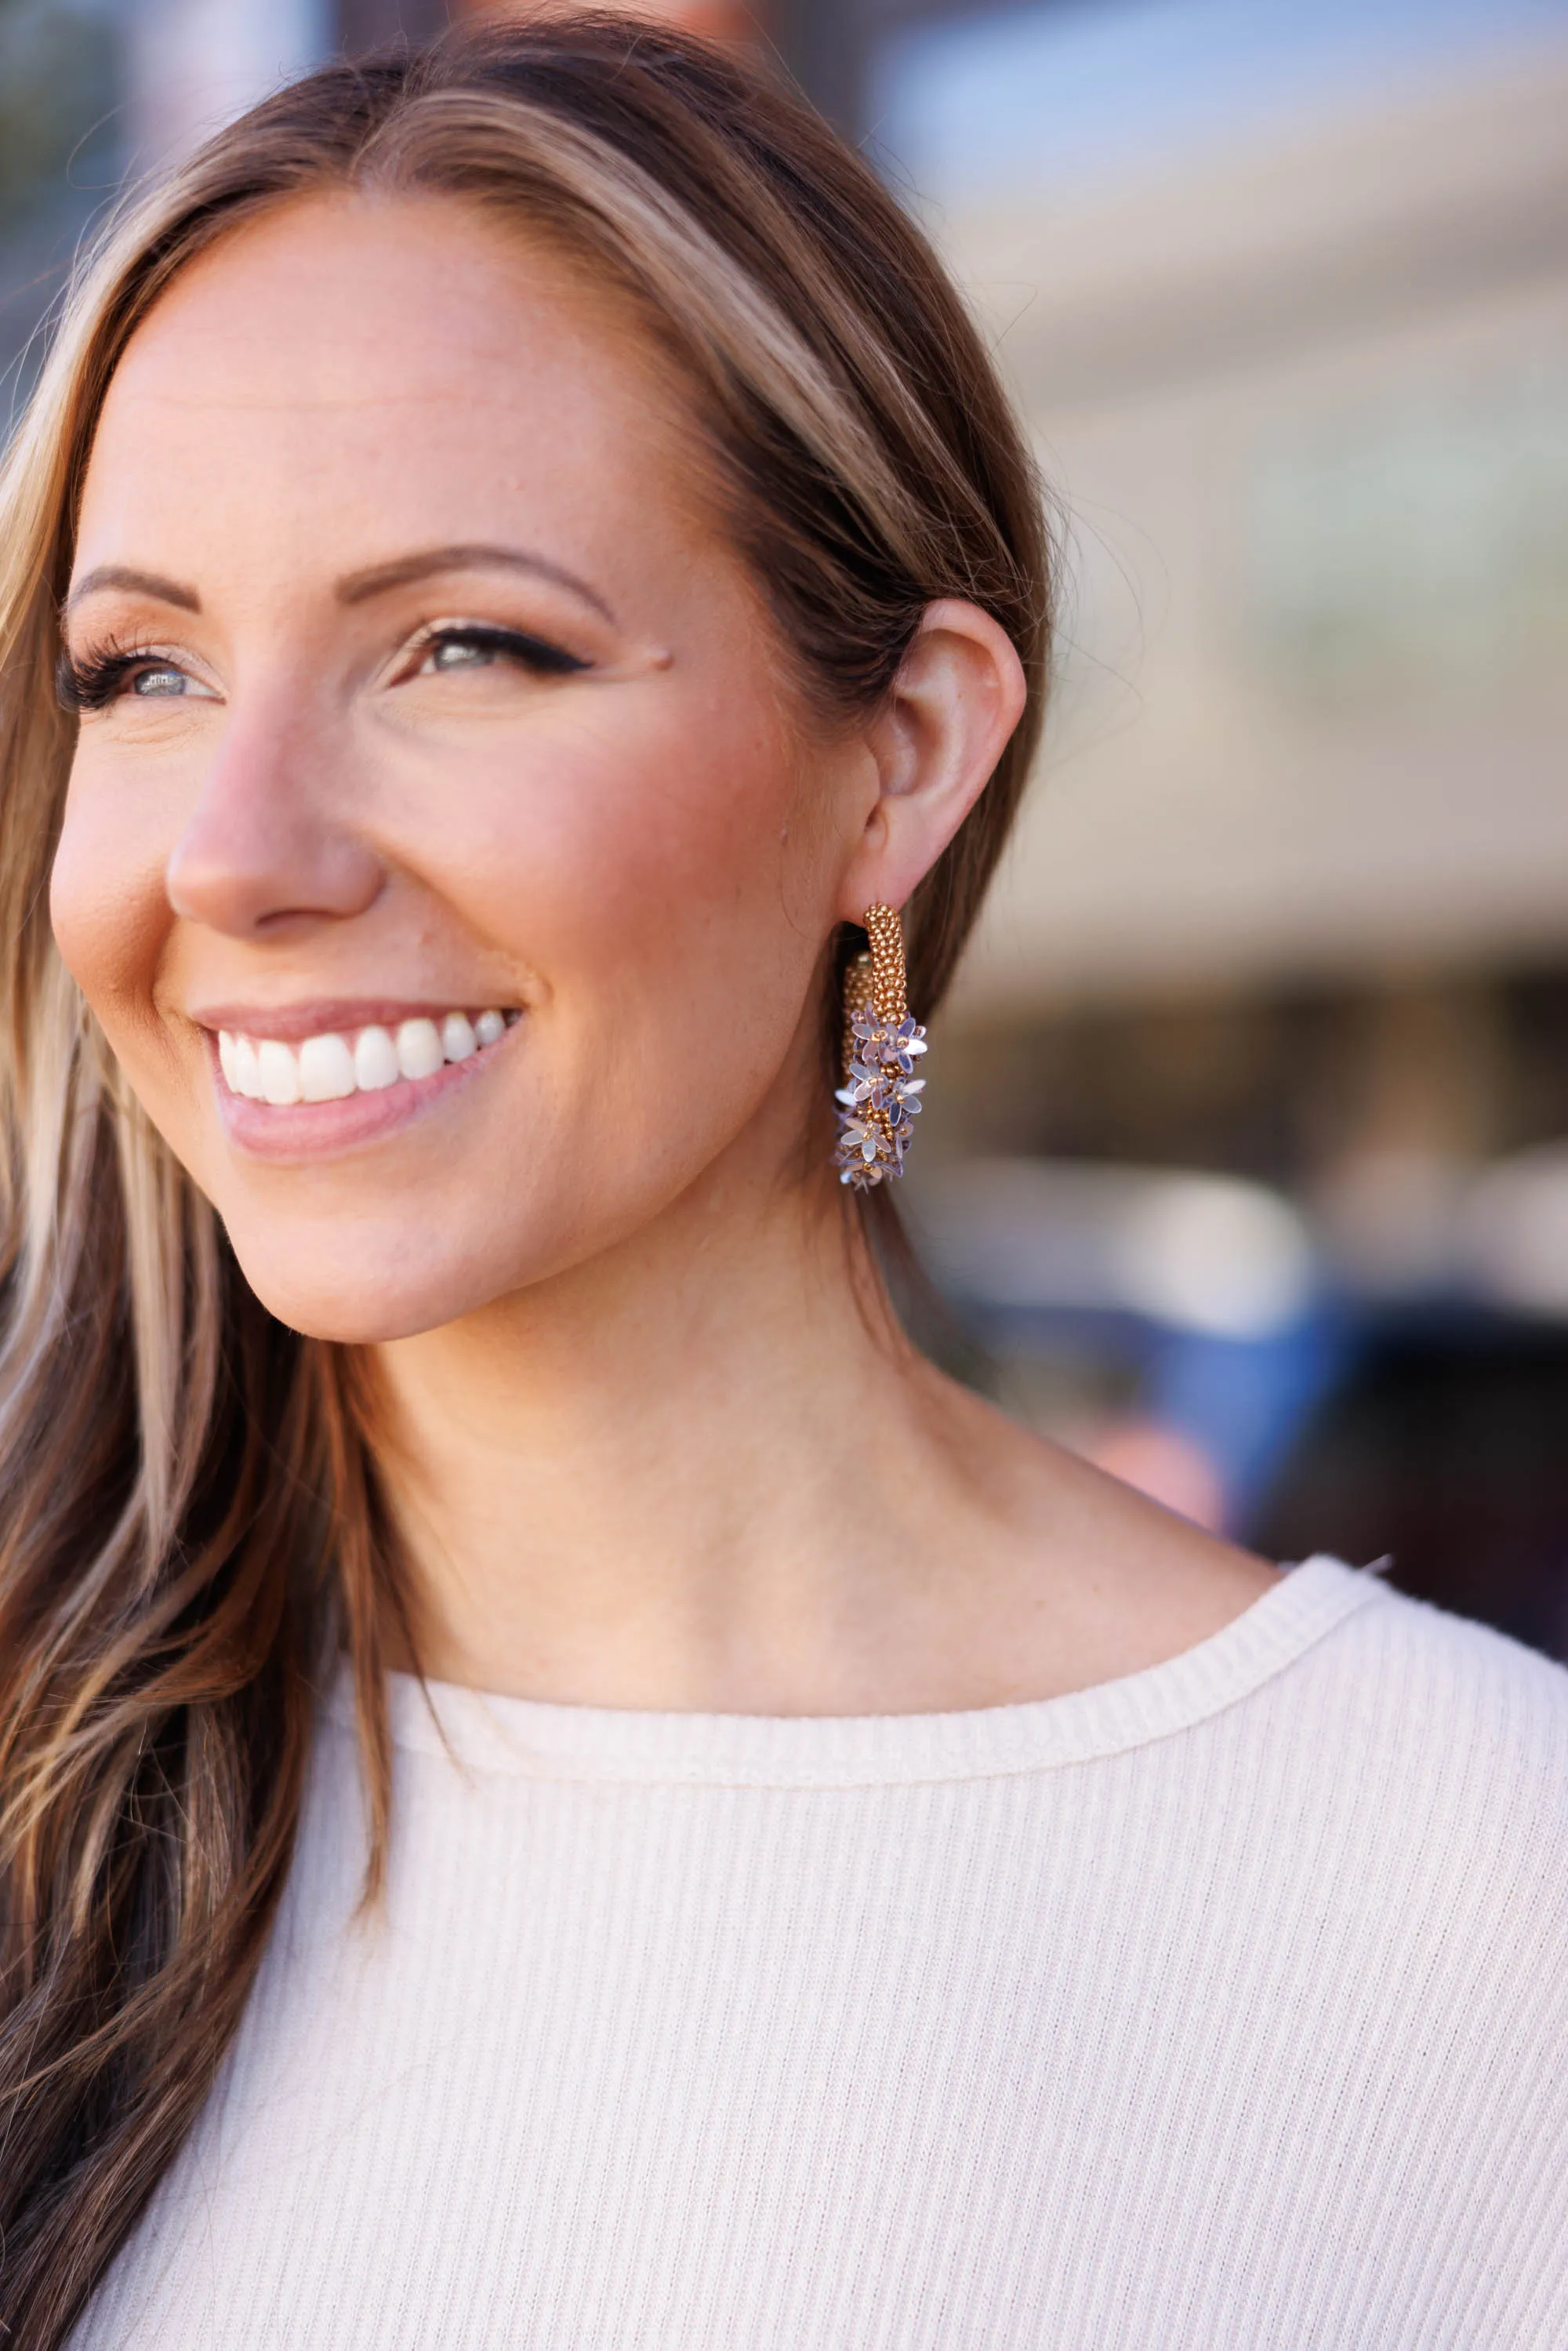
[166,813,385,937]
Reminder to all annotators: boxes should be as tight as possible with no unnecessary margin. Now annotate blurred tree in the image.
[0,0,119,242]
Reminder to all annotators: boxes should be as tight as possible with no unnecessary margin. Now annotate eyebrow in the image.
[335,543,616,626]
[63,544,617,628]
[65,565,201,615]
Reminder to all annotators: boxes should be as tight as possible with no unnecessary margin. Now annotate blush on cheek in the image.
[449,688,804,985]
[49,784,176,1055]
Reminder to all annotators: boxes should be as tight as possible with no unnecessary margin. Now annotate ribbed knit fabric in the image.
[74,1558,1568,2349]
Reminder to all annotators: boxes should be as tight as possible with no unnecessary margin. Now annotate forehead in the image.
[78,192,700,580]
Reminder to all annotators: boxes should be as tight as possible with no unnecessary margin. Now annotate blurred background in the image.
[4,0,1566,1653]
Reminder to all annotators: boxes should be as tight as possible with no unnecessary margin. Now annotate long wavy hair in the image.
[0,12,1052,2342]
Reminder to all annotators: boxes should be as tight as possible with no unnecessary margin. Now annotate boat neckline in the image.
[325,1556,1388,1789]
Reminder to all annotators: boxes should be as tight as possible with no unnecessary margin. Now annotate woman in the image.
[1,15,1564,2348]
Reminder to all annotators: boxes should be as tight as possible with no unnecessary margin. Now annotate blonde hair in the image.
[0,14,1051,2341]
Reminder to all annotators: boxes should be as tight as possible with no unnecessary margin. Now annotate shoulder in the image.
[1296,1560,1568,1758]
[1253,1562,1568,1904]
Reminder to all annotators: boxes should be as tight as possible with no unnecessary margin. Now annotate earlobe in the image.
[837,597,1026,924]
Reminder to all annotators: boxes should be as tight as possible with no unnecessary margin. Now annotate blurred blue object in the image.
[1143,1309,1349,1526]
[910,1156,1337,1527]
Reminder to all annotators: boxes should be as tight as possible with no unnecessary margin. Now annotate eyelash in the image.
[55,638,164,713]
[53,622,590,713]
[406,622,590,679]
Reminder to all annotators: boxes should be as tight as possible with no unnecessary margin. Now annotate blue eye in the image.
[428,638,495,673]
[132,665,192,697]
[56,647,214,713]
[416,624,590,680]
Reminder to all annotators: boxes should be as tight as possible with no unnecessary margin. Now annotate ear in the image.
[835,598,1028,925]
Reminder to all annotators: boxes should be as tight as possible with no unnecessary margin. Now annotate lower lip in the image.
[209,1029,513,1163]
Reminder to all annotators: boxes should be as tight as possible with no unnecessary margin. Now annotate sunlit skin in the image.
[53,194,1275,1712]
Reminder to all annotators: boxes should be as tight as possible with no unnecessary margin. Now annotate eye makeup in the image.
[403,621,593,680]
[55,640,189,714]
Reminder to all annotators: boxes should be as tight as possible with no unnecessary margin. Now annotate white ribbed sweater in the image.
[76,1558,1568,2349]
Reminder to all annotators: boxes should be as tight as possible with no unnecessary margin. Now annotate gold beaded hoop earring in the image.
[833,903,928,1189]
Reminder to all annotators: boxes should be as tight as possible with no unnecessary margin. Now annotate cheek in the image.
[435,688,818,1005]
[49,760,175,1045]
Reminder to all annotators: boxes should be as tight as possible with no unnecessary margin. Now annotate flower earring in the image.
[833,903,928,1189]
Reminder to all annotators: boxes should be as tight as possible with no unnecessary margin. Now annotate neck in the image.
[371,1150,975,1712]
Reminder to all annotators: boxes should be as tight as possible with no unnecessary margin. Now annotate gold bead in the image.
[861,903,906,1025]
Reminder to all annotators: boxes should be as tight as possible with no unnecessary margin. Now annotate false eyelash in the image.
[55,640,163,714]
[419,623,590,677]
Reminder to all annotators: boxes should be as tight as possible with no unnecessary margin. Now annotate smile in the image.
[217,1007,520,1105]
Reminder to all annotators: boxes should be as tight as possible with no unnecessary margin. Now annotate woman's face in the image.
[53,195,868,1340]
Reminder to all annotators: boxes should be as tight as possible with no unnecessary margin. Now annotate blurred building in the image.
[913,44,1568,1018]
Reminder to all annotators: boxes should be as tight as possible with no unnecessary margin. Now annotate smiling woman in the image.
[2,14,1566,2351]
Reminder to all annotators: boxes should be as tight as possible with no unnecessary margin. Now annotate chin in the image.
[224,1224,516,1345]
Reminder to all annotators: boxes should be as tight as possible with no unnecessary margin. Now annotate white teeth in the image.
[218,1007,513,1105]
[354,1026,400,1091]
[442,1011,477,1062]
[395,1018,444,1081]
[257,1040,301,1106]
[298,1033,357,1102]
[234,1036,263,1099]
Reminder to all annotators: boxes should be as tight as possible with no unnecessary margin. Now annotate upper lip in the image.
[187,998,517,1042]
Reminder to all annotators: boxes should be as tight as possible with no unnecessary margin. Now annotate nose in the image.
[165,710,385,939]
